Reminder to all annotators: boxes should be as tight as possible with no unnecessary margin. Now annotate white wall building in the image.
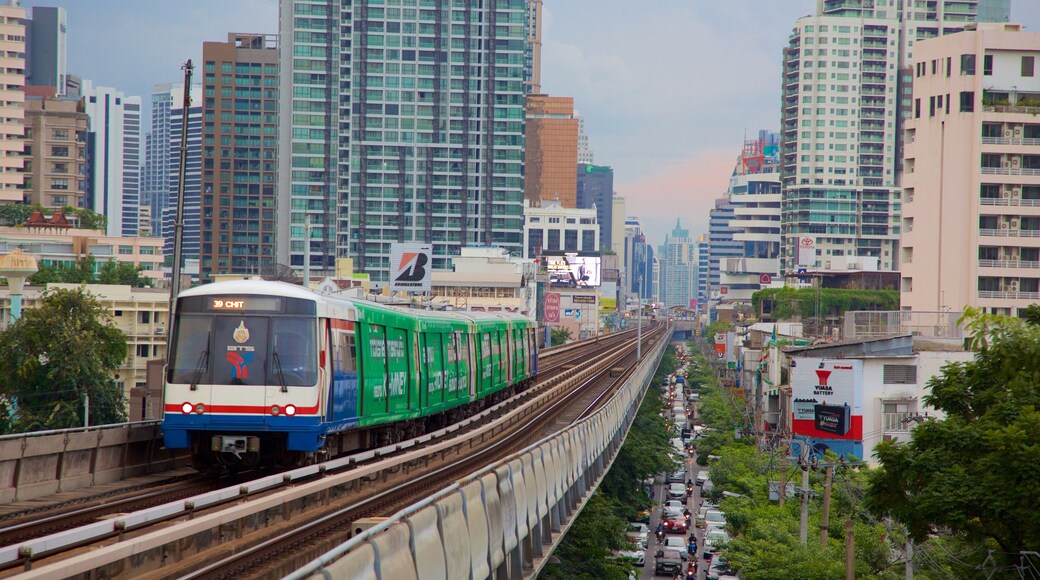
[82,81,142,237]
[720,170,782,301]
[902,23,1040,316]
[0,3,24,203]
[430,246,537,319]
[523,199,599,259]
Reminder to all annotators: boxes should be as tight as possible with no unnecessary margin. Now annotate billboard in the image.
[600,297,617,313]
[546,253,601,288]
[790,358,863,441]
[714,333,726,360]
[797,236,816,267]
[390,243,432,292]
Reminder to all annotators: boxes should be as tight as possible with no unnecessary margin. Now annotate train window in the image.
[271,318,318,386]
[332,330,355,374]
[168,316,212,384]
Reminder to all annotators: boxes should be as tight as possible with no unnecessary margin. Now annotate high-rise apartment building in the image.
[144,83,200,243]
[525,95,578,207]
[526,0,542,94]
[0,3,24,203]
[161,89,202,261]
[576,163,614,250]
[23,95,88,210]
[25,6,65,94]
[695,235,709,312]
[577,114,593,165]
[902,23,1040,317]
[708,198,742,299]
[278,0,528,284]
[780,0,1007,273]
[200,34,278,280]
[82,81,142,237]
[660,219,696,310]
[624,217,654,301]
[523,199,598,259]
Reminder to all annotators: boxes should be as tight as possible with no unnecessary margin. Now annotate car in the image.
[667,482,688,501]
[662,500,685,518]
[635,509,651,524]
[706,555,737,580]
[695,503,718,528]
[626,523,650,549]
[615,545,646,567]
[702,479,715,494]
[703,509,726,529]
[663,516,688,534]
[654,549,684,576]
[703,529,731,560]
[660,536,689,560]
[695,471,710,486]
[666,469,687,484]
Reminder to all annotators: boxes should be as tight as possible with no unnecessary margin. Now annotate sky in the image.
[22,0,1040,247]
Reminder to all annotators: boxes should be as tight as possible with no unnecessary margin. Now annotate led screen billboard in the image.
[545,253,601,288]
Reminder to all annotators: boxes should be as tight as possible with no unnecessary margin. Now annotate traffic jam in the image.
[620,345,738,580]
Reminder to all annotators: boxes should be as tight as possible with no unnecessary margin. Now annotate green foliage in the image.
[702,319,732,339]
[751,287,899,321]
[549,326,573,346]
[541,493,633,580]
[0,203,39,226]
[61,206,107,231]
[28,255,152,288]
[0,288,128,433]
[866,309,1040,561]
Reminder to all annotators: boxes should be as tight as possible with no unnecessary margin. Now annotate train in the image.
[161,280,538,469]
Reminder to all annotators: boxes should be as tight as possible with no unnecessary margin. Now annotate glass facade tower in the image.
[279,0,528,283]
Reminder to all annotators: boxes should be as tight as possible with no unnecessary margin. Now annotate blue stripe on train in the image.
[161,413,360,452]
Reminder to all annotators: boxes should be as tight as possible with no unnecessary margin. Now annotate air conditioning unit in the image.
[1001,222,1010,229]
[1011,220,1020,228]
[1003,190,1012,198]
[1012,158,1021,168]
[1005,129,1013,138]
[1013,188,1022,198]
[1007,280,1019,292]
[155,326,166,335]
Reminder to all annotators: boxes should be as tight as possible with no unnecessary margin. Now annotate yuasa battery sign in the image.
[390,243,433,292]
[790,358,863,440]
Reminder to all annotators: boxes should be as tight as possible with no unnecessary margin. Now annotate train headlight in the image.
[194,403,205,414]
[285,405,296,416]
[270,405,280,416]
[181,402,193,414]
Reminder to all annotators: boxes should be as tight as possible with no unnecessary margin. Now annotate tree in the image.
[865,308,1040,562]
[550,326,573,346]
[29,255,96,286]
[0,287,128,433]
[540,493,633,580]
[62,206,107,231]
[97,260,153,287]
[703,319,732,340]
[0,203,38,226]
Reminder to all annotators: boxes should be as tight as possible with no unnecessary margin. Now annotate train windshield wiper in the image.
[272,351,288,392]
[189,348,209,391]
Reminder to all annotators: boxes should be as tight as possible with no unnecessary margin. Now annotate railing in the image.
[982,137,1040,146]
[979,228,1040,238]
[978,290,1040,300]
[979,259,1040,269]
[981,167,1040,176]
[984,105,1040,114]
[882,412,911,433]
[843,310,964,340]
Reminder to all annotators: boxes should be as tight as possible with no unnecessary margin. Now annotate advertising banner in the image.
[545,253,601,288]
[790,358,863,441]
[571,294,596,305]
[714,333,726,360]
[390,243,433,292]
[544,293,561,323]
[599,297,617,313]
[797,236,816,268]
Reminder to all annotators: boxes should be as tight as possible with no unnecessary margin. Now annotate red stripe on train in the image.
[164,403,321,414]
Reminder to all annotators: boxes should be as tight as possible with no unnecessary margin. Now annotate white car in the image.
[662,499,685,519]
[626,523,650,549]
[661,536,689,560]
[704,509,726,529]
[615,546,646,567]
[703,529,731,559]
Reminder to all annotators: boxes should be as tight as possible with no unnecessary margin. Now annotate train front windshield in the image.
[168,295,318,387]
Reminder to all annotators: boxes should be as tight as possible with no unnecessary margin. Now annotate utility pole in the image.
[168,60,194,325]
[799,446,810,544]
[83,392,89,428]
[845,519,855,580]
[637,274,643,360]
[906,538,913,580]
[778,466,787,507]
[820,464,833,547]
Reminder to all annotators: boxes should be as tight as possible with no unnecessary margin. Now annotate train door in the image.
[467,331,478,399]
[505,325,514,384]
[328,320,358,422]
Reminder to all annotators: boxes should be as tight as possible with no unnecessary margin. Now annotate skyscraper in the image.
[780,0,1007,273]
[526,95,578,207]
[82,81,141,237]
[660,219,696,310]
[278,0,528,283]
[144,83,200,244]
[576,163,614,250]
[161,89,202,261]
[526,0,543,94]
[23,95,88,210]
[708,198,742,299]
[25,6,66,95]
[200,34,278,280]
[0,3,24,203]
[577,114,593,165]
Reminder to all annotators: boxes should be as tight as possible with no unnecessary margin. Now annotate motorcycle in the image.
[656,529,666,543]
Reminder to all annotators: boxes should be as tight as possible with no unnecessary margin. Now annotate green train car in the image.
[163,280,539,467]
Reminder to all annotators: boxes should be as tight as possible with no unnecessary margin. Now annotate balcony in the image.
[979,228,1040,237]
[982,137,1040,147]
[979,259,1040,269]
[978,290,1040,300]
[980,198,1040,207]
[980,167,1040,176]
